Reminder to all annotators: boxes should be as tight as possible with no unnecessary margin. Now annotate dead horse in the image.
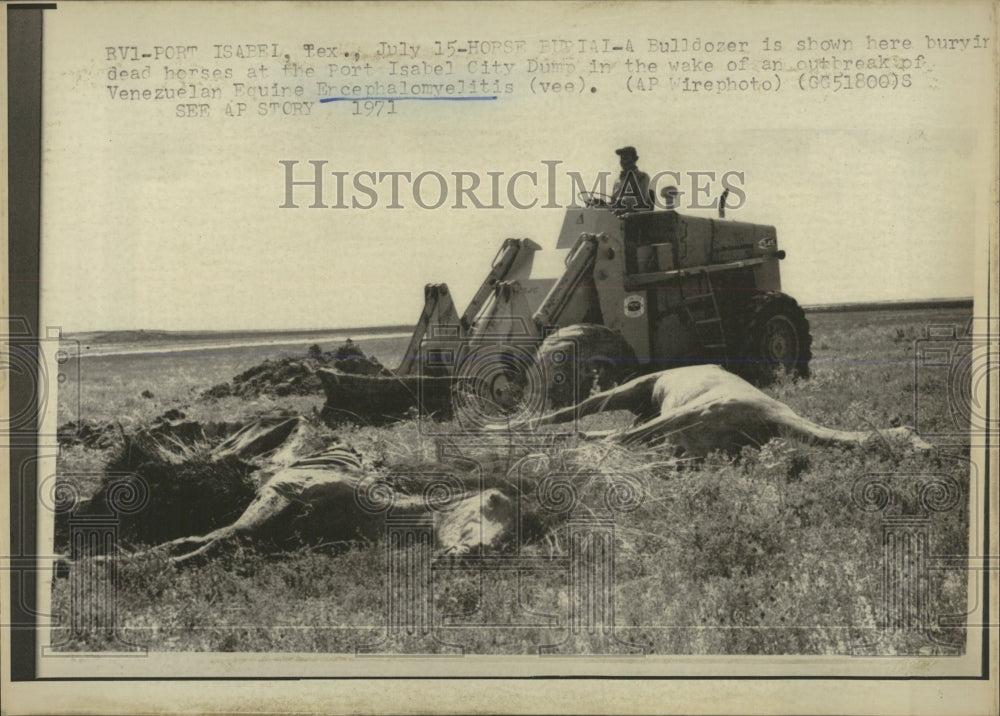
[514,365,933,457]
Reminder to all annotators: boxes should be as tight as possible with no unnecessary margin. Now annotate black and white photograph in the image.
[3,1,997,713]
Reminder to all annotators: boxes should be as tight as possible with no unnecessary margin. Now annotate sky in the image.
[38,2,995,332]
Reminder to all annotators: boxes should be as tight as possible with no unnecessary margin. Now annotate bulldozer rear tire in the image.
[731,292,812,385]
[536,324,638,409]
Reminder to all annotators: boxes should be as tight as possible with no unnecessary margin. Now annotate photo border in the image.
[3,1,997,712]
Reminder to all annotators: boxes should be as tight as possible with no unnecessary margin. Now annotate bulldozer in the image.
[319,191,812,425]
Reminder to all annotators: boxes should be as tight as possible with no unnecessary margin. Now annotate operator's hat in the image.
[615,146,639,160]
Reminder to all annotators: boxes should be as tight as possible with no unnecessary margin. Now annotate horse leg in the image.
[769,409,934,452]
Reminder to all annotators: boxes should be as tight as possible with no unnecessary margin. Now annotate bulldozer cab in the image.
[551,206,786,366]
[557,207,779,270]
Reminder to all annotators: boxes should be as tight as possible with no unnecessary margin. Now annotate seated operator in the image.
[611,146,652,211]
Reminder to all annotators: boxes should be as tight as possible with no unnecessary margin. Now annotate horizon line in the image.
[60,297,974,336]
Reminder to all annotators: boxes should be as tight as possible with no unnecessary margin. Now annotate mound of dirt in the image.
[202,339,389,400]
[58,419,119,450]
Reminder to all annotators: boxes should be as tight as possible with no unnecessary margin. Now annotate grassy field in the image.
[50,307,974,655]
